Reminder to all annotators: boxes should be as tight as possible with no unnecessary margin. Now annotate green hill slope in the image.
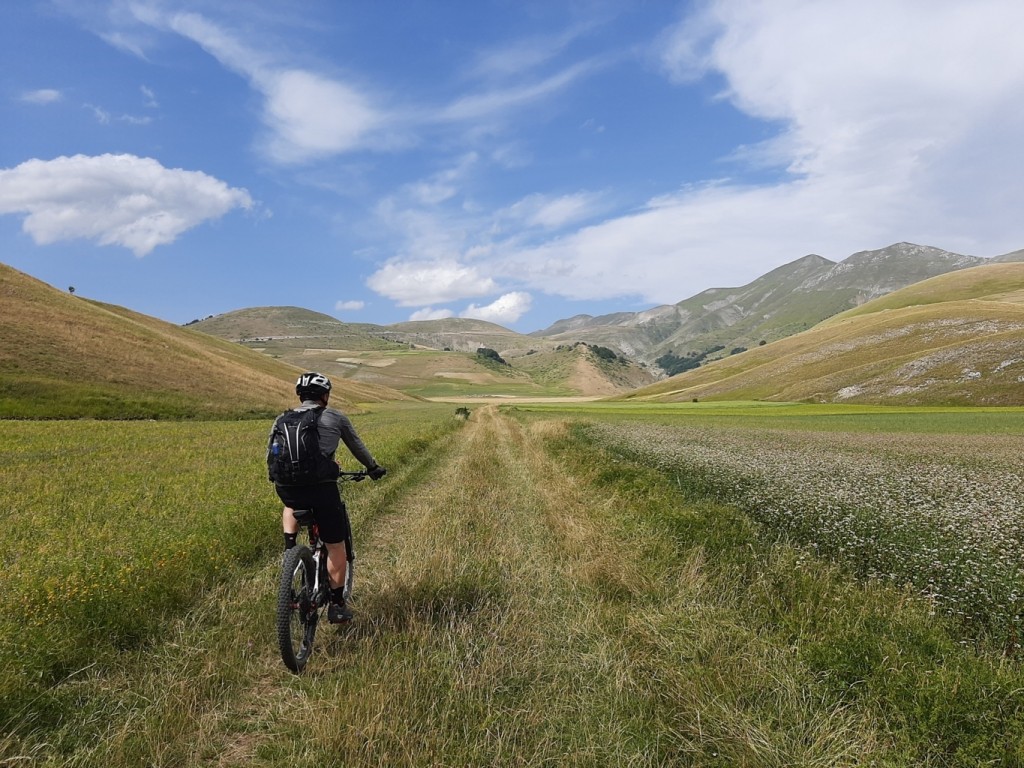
[621,263,1024,406]
[0,264,399,418]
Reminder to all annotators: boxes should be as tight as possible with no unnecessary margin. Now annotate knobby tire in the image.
[277,545,317,674]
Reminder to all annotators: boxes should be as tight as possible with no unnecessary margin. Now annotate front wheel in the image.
[277,545,317,673]
[343,548,356,602]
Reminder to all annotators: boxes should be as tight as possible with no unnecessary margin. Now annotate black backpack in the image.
[267,407,340,485]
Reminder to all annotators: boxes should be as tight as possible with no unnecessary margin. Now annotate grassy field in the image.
[3,402,1024,765]
[0,403,461,742]
[519,399,1024,433]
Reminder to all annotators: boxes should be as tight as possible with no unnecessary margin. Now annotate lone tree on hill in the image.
[68,286,75,295]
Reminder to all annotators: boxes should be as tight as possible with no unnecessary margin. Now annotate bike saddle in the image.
[291,508,316,525]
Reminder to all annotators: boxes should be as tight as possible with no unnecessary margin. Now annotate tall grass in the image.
[0,404,460,739]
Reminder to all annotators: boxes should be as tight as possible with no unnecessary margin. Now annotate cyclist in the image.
[271,372,386,623]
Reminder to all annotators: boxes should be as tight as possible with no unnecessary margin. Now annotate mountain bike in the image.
[276,471,366,674]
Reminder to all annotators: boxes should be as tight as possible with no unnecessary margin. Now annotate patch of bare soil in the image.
[566,356,626,397]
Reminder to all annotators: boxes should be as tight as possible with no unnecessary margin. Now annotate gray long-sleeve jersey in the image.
[272,400,378,472]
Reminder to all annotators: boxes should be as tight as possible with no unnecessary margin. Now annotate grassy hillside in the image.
[622,263,1024,406]
[193,306,396,351]
[0,264,401,418]
[509,343,656,396]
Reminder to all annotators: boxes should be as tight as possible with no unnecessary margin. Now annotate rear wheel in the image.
[277,545,317,673]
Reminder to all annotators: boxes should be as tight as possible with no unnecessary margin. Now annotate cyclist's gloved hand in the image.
[368,465,387,480]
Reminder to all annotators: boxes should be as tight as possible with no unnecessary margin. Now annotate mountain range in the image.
[180,241,1024,400]
[623,260,1024,406]
[531,242,1023,365]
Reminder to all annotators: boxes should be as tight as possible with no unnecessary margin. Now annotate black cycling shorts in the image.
[275,482,351,547]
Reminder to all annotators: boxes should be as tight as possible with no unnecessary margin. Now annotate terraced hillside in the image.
[621,262,1024,406]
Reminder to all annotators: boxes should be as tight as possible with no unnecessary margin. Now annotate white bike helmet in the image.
[295,371,332,399]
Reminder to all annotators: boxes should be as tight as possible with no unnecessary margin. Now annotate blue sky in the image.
[2,1,1024,332]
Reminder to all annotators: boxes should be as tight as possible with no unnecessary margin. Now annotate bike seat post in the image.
[291,508,319,544]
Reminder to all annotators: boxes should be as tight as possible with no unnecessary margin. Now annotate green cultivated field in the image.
[4,400,1024,766]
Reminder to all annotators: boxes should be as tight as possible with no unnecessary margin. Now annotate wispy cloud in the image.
[503,192,603,230]
[486,0,1024,304]
[123,7,386,164]
[84,103,111,124]
[102,5,604,165]
[438,61,598,123]
[0,154,252,256]
[403,153,479,206]
[84,102,152,126]
[140,85,159,108]
[468,23,593,79]
[21,89,62,105]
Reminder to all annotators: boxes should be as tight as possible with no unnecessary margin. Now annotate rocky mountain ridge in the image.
[533,242,1016,365]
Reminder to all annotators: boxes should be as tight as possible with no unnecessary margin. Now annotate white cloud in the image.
[84,102,151,126]
[140,85,159,108]
[404,154,479,206]
[504,192,601,230]
[439,61,597,123]
[409,307,455,321]
[461,292,532,324]
[335,300,365,311]
[491,143,532,169]
[260,69,381,163]
[499,180,866,303]
[489,0,1024,304]
[85,103,111,124]
[103,8,600,167]
[469,23,593,79]
[367,260,498,306]
[131,8,385,164]
[0,154,253,256]
[21,89,62,105]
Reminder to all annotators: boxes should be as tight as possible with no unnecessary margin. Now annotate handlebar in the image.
[339,470,369,482]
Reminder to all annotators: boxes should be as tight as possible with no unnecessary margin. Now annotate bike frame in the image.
[277,470,369,673]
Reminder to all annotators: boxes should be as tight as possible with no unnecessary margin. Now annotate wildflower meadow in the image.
[584,415,1024,642]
